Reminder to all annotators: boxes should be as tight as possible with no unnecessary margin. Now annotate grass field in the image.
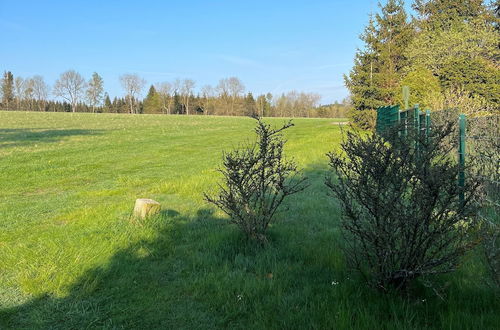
[0,111,498,329]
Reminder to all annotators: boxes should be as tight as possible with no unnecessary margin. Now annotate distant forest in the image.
[0,71,350,118]
[3,0,498,121]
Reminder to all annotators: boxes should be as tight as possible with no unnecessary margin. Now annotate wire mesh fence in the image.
[466,115,500,216]
[466,114,499,285]
[377,105,500,285]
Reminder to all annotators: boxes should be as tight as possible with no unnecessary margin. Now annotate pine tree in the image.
[375,0,414,104]
[344,16,382,128]
[143,85,162,114]
[413,0,488,31]
[173,93,182,114]
[103,93,112,113]
[409,0,499,107]
[400,65,443,109]
[345,0,424,128]
[2,71,14,110]
[244,92,257,116]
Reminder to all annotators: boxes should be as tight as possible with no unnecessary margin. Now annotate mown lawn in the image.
[0,111,497,329]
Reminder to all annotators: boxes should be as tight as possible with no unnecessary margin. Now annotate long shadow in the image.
[0,165,340,329]
[0,128,103,148]
[1,165,497,329]
[0,208,231,329]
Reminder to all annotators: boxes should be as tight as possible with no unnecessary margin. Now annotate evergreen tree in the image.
[345,1,412,128]
[63,101,71,112]
[112,97,123,113]
[413,0,488,31]
[439,56,500,105]
[344,16,382,128]
[375,0,413,104]
[409,0,499,106]
[143,85,162,114]
[2,71,14,109]
[103,93,112,113]
[244,92,257,116]
[173,93,183,114]
[400,65,443,109]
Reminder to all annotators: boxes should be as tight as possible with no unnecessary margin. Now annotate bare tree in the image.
[86,72,104,113]
[155,82,173,114]
[14,77,25,110]
[119,74,146,114]
[275,93,287,117]
[216,78,230,115]
[53,70,87,112]
[172,78,181,94]
[273,91,320,117]
[201,84,215,115]
[181,79,195,115]
[296,92,320,117]
[227,77,244,115]
[23,78,35,111]
[31,75,49,111]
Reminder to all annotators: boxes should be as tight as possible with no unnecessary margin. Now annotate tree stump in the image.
[133,198,161,219]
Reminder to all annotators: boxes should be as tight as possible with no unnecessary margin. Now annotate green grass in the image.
[0,111,497,329]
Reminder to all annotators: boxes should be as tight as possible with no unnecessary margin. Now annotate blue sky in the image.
[1,0,387,104]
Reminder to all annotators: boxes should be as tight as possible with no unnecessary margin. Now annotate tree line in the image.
[0,70,350,118]
[345,0,500,128]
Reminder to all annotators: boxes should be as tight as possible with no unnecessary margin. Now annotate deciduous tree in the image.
[86,72,104,113]
[119,73,146,114]
[53,70,86,113]
[181,79,195,115]
[31,75,49,111]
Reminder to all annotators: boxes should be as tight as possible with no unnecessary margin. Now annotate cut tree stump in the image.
[133,198,161,219]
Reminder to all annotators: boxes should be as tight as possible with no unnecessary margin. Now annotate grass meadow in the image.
[0,111,498,329]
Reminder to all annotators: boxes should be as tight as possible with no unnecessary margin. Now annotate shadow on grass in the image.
[2,204,329,329]
[0,128,103,148]
[1,166,498,329]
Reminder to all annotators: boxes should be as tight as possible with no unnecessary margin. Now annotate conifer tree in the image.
[244,92,257,116]
[344,15,381,128]
[345,0,412,129]
[409,0,499,106]
[413,0,488,31]
[173,93,182,114]
[375,0,413,104]
[143,85,162,114]
[103,93,112,113]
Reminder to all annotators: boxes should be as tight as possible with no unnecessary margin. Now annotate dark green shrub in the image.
[325,123,481,291]
[205,117,307,243]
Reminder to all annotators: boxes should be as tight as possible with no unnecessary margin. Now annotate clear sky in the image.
[1,0,384,104]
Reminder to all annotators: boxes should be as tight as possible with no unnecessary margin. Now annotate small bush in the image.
[205,117,307,243]
[325,123,481,291]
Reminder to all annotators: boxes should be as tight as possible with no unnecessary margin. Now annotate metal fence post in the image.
[458,114,466,207]
[414,105,420,157]
[425,109,431,142]
[414,104,420,132]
